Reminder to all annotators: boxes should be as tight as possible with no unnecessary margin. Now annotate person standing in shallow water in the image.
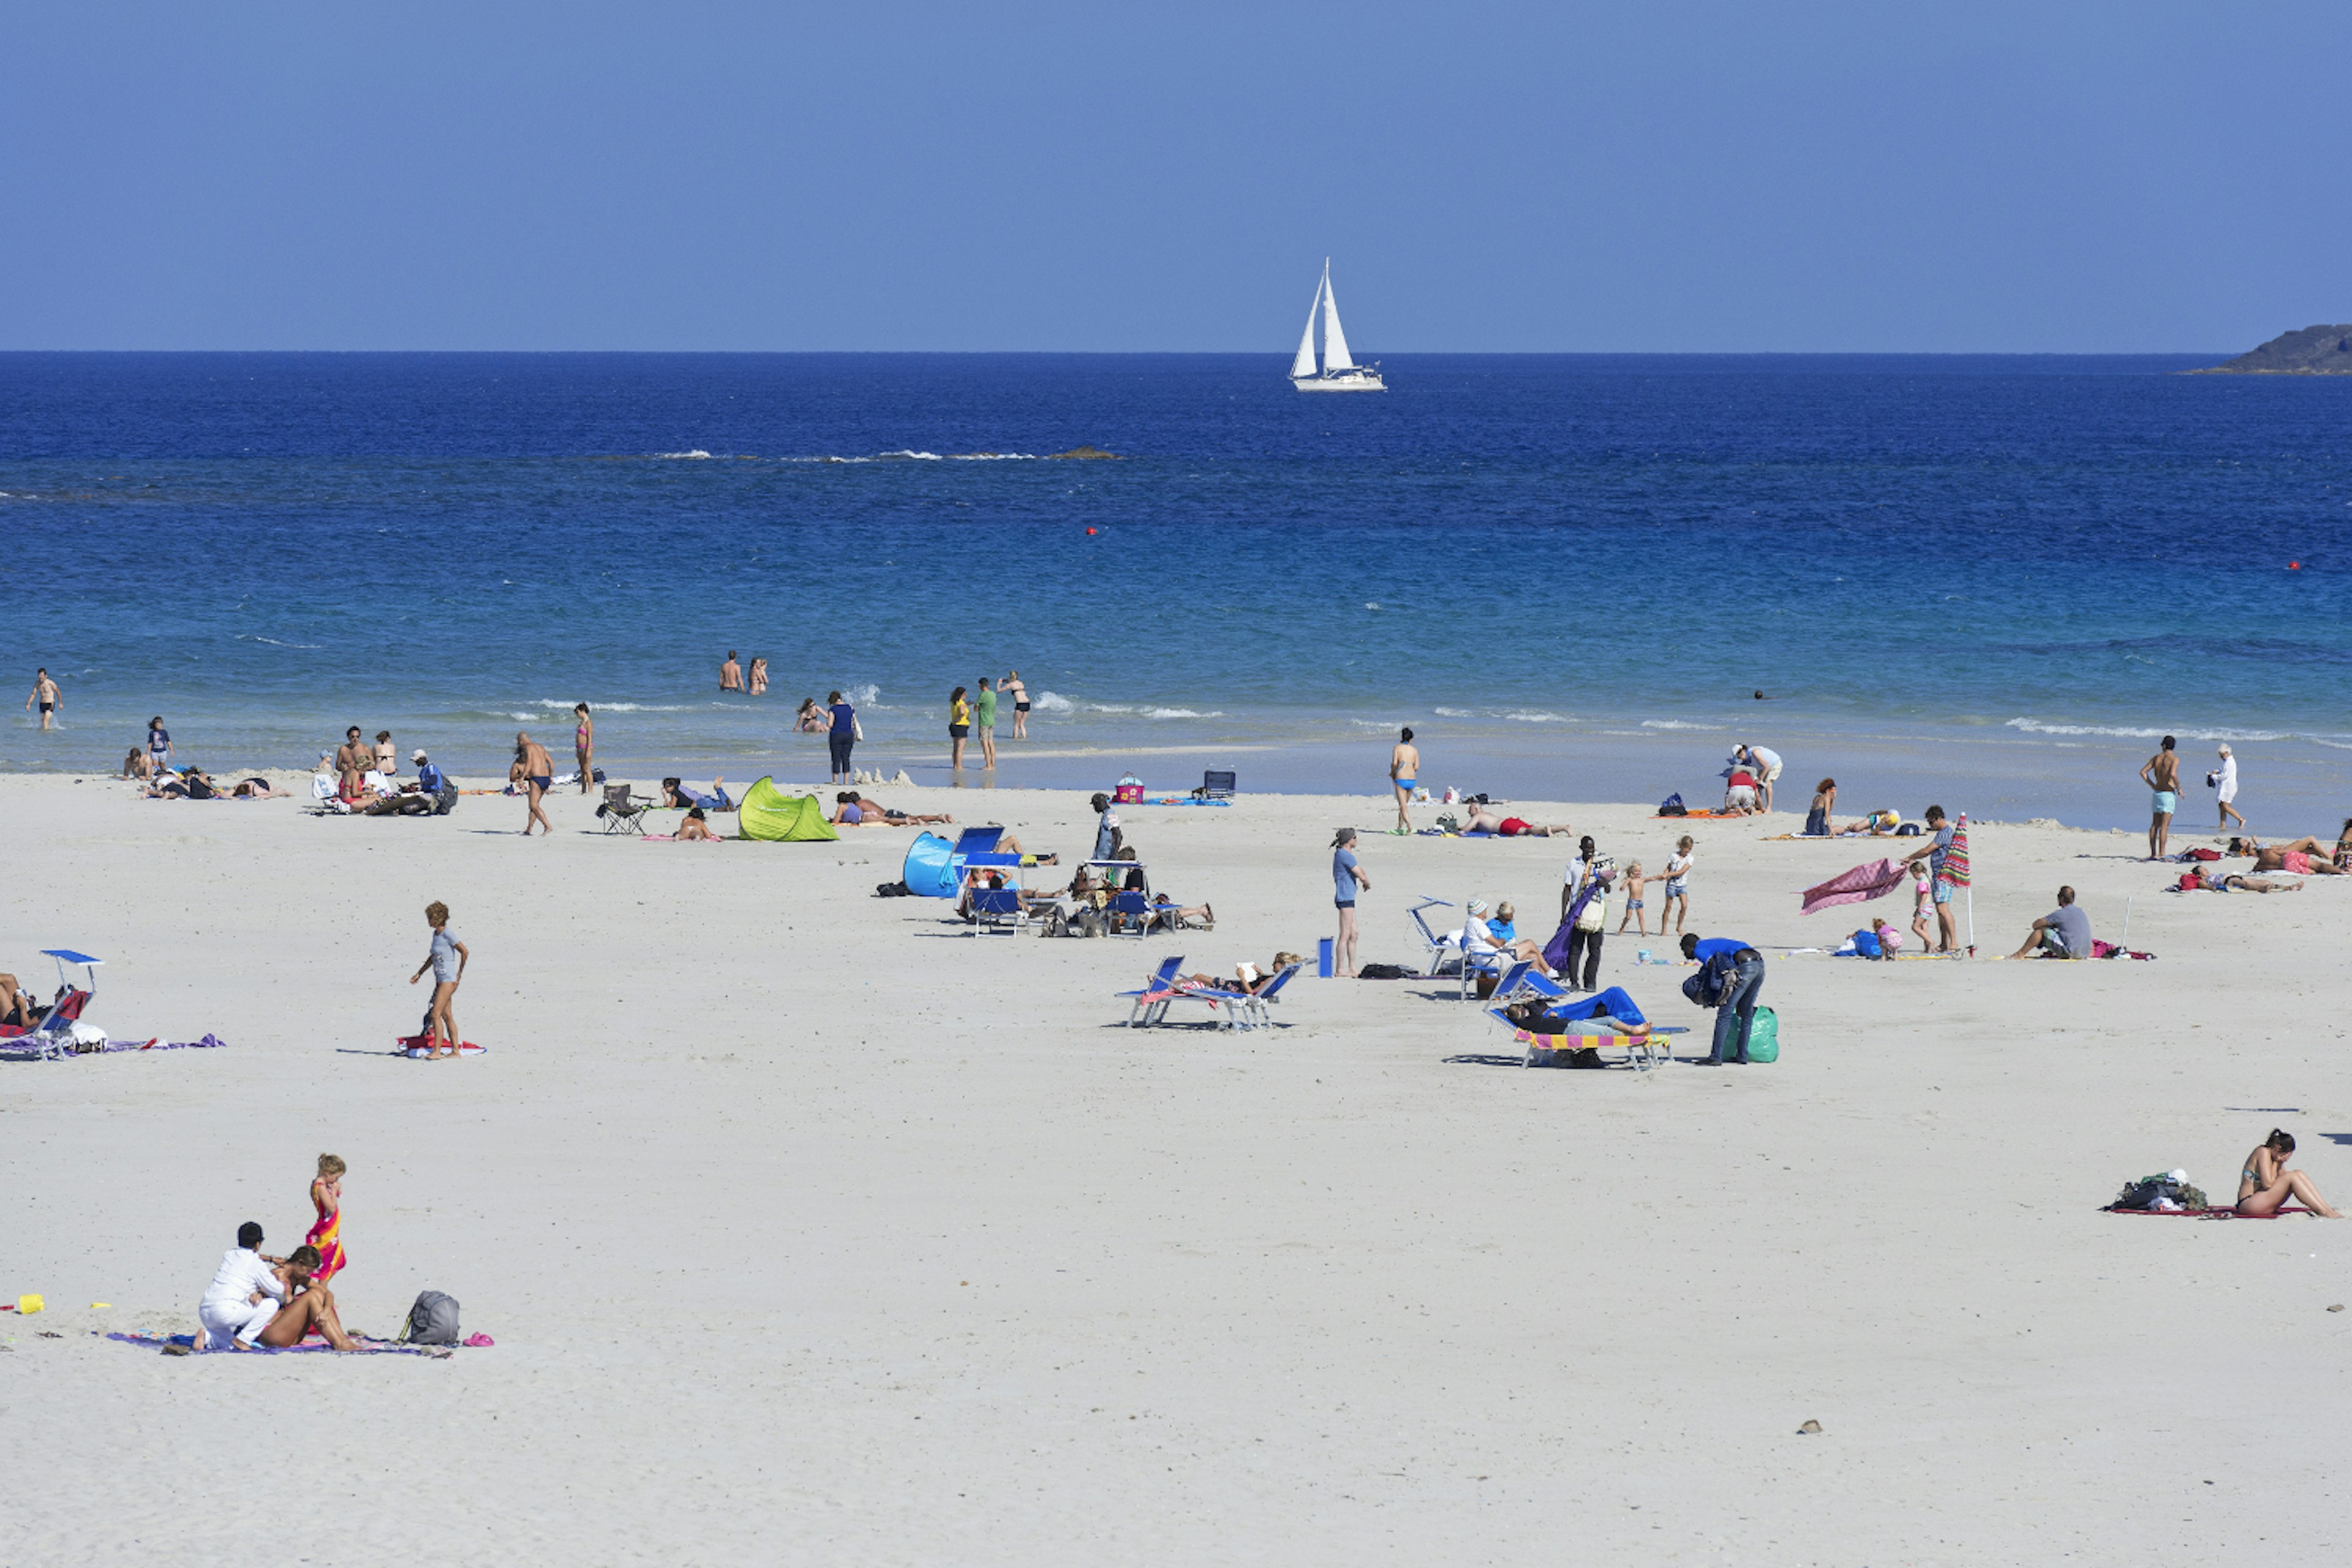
[720,651,742,693]
[1003,669,1028,739]
[975,677,998,770]
[573,703,595,794]
[2140,735,2181,861]
[948,686,970,770]
[1388,728,1419,835]
[25,668,59,730]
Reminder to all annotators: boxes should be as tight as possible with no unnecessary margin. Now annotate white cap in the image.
[2217,744,2231,755]
[1468,897,1490,915]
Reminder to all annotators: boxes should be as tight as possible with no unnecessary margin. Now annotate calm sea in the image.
[4,352,2349,829]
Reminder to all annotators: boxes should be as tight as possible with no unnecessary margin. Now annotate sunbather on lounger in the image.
[1148,894,1215,932]
[1464,900,1554,975]
[1174,956,1299,994]
[1501,998,1653,1039]
[2237,1128,2342,1218]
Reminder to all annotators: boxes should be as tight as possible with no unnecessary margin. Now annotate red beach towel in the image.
[1799,858,1907,916]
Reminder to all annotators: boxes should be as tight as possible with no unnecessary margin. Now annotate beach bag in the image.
[1852,929,1881,958]
[1682,963,1728,1009]
[1658,793,1687,816]
[1745,1007,1779,1063]
[1896,822,1921,837]
[433,783,458,815]
[1575,894,1608,932]
[2185,846,2220,861]
[400,1290,461,1345]
[1114,783,1143,804]
[1359,962,1413,979]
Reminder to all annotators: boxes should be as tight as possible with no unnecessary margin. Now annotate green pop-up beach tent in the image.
[737,777,839,842]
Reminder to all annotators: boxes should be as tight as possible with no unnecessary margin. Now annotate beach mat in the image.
[396,1035,486,1057]
[2102,1205,2313,1219]
[1656,810,1745,820]
[107,1331,462,1357]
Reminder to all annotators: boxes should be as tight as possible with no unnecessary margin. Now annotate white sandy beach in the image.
[4,772,2347,1564]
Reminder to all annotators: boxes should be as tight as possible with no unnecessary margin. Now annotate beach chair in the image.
[1196,769,1237,801]
[1406,895,1457,978]
[597,783,653,836]
[1489,973,1678,1071]
[1237,963,1303,1029]
[968,886,1030,937]
[1118,956,1188,1026]
[1104,889,1157,938]
[0,951,102,1061]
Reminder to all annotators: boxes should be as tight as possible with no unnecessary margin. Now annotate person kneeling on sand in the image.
[2010,885,2092,959]
[197,1221,292,1351]
[2236,1128,2342,1218]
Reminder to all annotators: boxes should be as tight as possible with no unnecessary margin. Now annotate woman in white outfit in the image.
[2214,744,2244,831]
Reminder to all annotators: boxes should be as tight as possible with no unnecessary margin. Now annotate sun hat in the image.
[1468,897,1490,914]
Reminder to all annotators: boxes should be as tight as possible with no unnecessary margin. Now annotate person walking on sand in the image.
[827,690,858,784]
[1897,805,1959,952]
[513,733,554,835]
[720,650,742,693]
[1004,670,1029,739]
[573,703,595,794]
[1388,728,1419,834]
[408,900,469,1058]
[2212,743,2244,832]
[1332,826,1369,977]
[975,677,998,770]
[2140,736,2181,860]
[25,668,58,730]
[948,685,971,770]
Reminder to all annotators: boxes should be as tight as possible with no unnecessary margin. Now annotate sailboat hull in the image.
[1291,369,1386,393]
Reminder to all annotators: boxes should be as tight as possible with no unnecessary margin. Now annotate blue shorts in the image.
[2151,791,2177,815]
[1932,878,1954,905]
[1664,879,1687,899]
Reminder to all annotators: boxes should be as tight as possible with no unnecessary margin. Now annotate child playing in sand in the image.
[1659,838,1694,936]
[408,900,469,1059]
[1871,916,1903,956]
[1615,860,1648,935]
[304,1154,348,1286]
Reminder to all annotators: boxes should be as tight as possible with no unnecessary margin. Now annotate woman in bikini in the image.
[747,657,768,696]
[573,704,595,795]
[2236,1129,2341,1217]
[1003,670,1029,739]
[795,699,829,734]
[677,807,720,841]
[2244,839,2346,876]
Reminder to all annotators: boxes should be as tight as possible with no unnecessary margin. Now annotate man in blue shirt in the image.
[1681,932,1766,1065]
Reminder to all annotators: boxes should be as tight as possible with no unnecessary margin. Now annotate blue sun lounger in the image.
[1120,956,1188,1026]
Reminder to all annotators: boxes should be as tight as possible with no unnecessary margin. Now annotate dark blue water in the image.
[5,352,2350,825]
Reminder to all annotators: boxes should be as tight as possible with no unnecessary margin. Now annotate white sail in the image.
[1290,277,1322,380]
[1319,260,1355,372]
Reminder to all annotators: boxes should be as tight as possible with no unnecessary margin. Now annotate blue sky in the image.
[5,2,2345,352]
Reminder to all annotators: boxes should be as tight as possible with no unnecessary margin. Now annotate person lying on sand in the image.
[1450,804,1570,836]
[832,791,954,827]
[2244,839,2346,876]
[2179,865,2299,894]
[2237,1128,2342,1218]
[676,807,720,841]
[662,777,734,811]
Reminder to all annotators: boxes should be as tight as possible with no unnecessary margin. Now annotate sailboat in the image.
[1289,260,1385,391]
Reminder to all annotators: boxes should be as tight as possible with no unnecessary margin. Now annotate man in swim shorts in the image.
[514,732,554,835]
[24,668,58,731]
[2139,735,2180,861]
[1389,728,1419,835]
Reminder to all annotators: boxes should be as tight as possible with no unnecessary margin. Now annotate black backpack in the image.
[1659,792,1687,816]
[1683,956,1730,1008]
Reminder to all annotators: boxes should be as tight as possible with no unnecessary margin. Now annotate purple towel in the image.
[1800,858,1907,916]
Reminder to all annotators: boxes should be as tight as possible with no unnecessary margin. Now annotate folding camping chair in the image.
[597,783,653,835]
[1196,769,1237,801]
[968,886,1030,937]
[1104,889,1157,938]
